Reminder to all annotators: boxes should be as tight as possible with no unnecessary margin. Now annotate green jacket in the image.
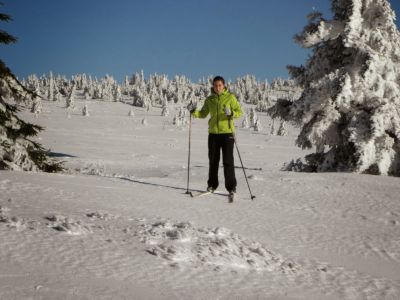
[192,88,243,134]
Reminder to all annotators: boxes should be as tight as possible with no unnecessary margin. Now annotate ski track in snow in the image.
[0,99,399,299]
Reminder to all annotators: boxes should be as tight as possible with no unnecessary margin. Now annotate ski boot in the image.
[228,191,235,203]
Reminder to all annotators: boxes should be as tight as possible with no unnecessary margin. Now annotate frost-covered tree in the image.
[161,101,169,116]
[145,100,151,112]
[172,114,181,126]
[0,6,62,171]
[249,108,258,128]
[270,119,276,135]
[48,71,54,101]
[55,90,62,102]
[277,121,287,136]
[242,113,250,128]
[82,104,89,116]
[254,119,262,132]
[66,84,76,109]
[113,85,121,102]
[21,69,301,118]
[30,95,42,116]
[83,86,91,100]
[269,0,400,176]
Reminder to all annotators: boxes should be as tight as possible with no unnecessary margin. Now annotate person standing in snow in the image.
[187,76,243,199]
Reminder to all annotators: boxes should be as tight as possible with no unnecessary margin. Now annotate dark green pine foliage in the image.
[0,4,62,172]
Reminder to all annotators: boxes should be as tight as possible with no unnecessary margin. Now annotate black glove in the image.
[187,102,197,113]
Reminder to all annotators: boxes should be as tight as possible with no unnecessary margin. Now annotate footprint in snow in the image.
[136,219,298,273]
[85,211,116,221]
[45,215,91,235]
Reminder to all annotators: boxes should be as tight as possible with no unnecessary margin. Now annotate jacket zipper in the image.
[217,94,220,133]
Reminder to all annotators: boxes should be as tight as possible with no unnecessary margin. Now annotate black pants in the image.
[208,133,237,192]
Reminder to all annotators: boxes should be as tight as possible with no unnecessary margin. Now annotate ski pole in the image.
[224,104,232,130]
[226,108,255,200]
[233,132,256,200]
[185,102,192,194]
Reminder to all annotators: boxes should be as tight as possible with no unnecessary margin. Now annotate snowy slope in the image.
[1,99,400,299]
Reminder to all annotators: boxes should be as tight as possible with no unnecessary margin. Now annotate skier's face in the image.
[213,80,224,95]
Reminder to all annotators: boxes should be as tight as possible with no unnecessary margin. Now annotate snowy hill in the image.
[1,98,400,299]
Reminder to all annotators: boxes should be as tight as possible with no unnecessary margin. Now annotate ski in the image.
[189,190,212,198]
[193,165,262,171]
[234,166,262,171]
[189,190,229,198]
[189,190,235,203]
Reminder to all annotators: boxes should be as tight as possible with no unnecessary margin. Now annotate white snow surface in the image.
[1,99,400,299]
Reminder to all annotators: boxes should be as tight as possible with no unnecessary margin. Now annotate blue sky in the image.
[2,0,400,82]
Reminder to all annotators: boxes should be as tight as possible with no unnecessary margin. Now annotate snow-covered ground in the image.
[1,99,400,299]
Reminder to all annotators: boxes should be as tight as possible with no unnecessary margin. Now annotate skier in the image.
[187,76,243,202]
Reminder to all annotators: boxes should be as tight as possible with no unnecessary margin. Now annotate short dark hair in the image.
[212,76,225,85]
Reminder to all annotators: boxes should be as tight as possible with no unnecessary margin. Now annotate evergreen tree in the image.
[30,94,42,116]
[241,113,250,129]
[0,4,62,171]
[277,121,288,136]
[270,119,276,135]
[66,83,75,109]
[254,119,262,132]
[161,101,169,116]
[249,108,258,127]
[82,104,89,116]
[269,0,400,176]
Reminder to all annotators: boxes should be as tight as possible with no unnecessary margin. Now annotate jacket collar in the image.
[211,87,228,96]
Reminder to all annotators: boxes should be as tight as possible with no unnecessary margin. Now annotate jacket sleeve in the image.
[230,94,243,119]
[192,99,209,119]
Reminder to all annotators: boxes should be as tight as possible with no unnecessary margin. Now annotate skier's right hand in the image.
[187,102,197,113]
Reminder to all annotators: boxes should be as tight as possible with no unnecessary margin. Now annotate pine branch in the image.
[16,120,43,137]
[0,30,16,44]
[0,60,40,101]
[0,14,11,22]
[0,7,16,43]
[0,12,13,22]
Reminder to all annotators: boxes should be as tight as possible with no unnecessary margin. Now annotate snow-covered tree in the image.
[172,114,181,126]
[31,95,42,116]
[269,0,400,176]
[254,119,262,132]
[128,108,135,117]
[0,6,62,172]
[249,108,258,127]
[21,69,301,120]
[242,113,250,128]
[277,121,287,136]
[270,119,276,135]
[55,91,62,102]
[146,101,151,112]
[83,87,91,100]
[113,85,121,102]
[82,104,89,116]
[48,71,54,101]
[161,101,169,116]
[66,84,76,109]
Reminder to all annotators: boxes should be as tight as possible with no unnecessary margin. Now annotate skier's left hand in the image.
[187,102,197,113]
[224,106,232,117]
